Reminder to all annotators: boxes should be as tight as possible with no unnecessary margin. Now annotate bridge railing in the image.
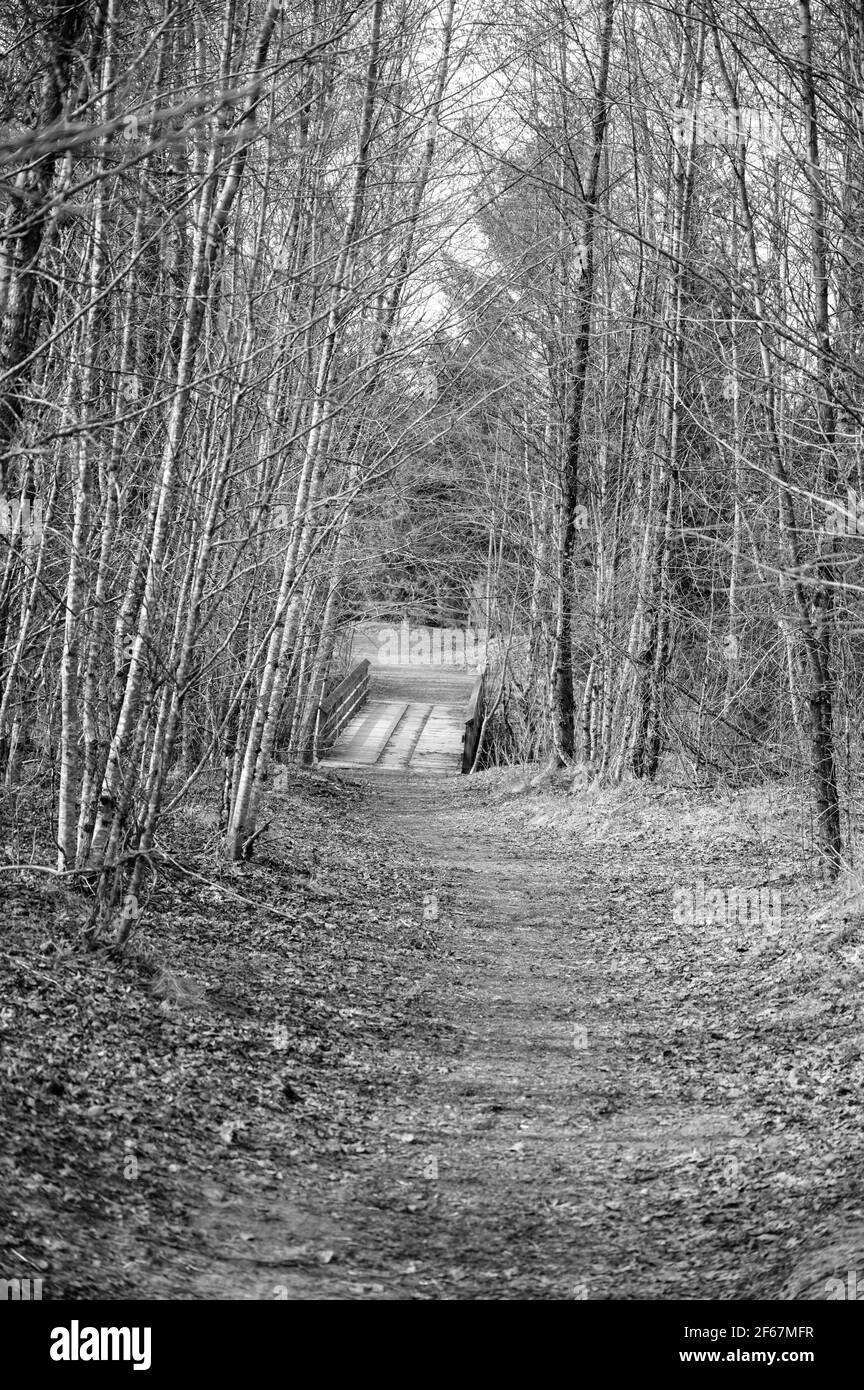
[461,668,486,773]
[314,659,370,758]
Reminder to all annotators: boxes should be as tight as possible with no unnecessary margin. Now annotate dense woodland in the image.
[2,0,864,931]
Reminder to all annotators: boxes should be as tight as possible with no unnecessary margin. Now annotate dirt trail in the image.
[184,771,858,1300]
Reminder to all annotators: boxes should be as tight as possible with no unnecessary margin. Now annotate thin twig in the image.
[0,948,75,995]
[157,848,298,922]
[9,1249,45,1272]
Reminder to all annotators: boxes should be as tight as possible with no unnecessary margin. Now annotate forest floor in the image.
[3,765,864,1300]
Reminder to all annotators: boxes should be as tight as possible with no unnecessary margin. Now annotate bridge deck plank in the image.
[320,664,476,775]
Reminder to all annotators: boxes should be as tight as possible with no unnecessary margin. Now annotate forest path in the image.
[12,765,857,1299]
[183,771,842,1300]
[295,774,752,1300]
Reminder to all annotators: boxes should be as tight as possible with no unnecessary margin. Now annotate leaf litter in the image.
[2,766,863,1298]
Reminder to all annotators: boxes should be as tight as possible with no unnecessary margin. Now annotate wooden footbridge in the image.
[314,628,486,776]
